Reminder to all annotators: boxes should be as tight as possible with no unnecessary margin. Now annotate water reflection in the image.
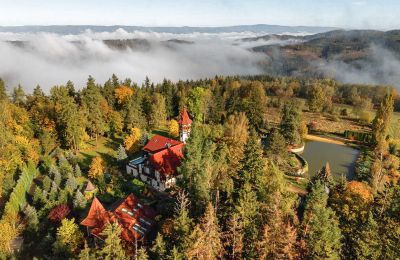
[301,141,359,180]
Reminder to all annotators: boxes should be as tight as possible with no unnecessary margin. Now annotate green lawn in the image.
[77,136,121,170]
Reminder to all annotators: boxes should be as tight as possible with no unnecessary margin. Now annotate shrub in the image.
[48,204,70,223]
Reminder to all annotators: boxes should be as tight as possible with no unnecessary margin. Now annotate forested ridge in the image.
[0,74,399,259]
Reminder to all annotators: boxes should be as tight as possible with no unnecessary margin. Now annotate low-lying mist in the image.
[0,29,271,92]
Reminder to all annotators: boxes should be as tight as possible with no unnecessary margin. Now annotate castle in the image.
[126,108,192,191]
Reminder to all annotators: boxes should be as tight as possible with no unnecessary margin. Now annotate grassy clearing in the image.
[285,175,308,195]
[77,136,121,170]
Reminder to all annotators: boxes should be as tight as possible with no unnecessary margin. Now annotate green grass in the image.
[77,136,121,170]
[328,102,400,141]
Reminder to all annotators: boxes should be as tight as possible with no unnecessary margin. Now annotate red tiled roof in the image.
[149,143,185,177]
[178,107,192,125]
[80,194,156,242]
[143,134,182,154]
[80,197,109,228]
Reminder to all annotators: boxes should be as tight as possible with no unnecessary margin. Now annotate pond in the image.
[301,141,360,180]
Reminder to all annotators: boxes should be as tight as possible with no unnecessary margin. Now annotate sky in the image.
[1,0,400,30]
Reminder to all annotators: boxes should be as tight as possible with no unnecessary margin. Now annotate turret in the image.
[178,107,192,143]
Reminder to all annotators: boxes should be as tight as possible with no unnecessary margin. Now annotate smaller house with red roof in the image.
[126,108,192,191]
[81,194,156,242]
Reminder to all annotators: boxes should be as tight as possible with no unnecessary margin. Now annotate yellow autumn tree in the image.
[124,127,141,153]
[168,119,179,138]
[0,213,21,254]
[53,218,83,254]
[114,86,134,104]
[88,157,105,180]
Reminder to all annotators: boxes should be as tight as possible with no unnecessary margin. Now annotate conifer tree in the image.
[238,128,266,199]
[65,174,78,192]
[172,191,193,253]
[150,93,167,129]
[224,213,244,259]
[186,203,223,259]
[53,218,83,256]
[79,241,92,260]
[151,233,167,260]
[73,191,87,209]
[223,112,249,174]
[24,204,39,232]
[257,202,297,259]
[116,144,128,162]
[0,78,7,101]
[99,222,126,260]
[74,164,82,177]
[266,128,289,162]
[372,91,394,147]
[81,76,108,140]
[124,95,147,130]
[235,182,260,258]
[353,212,380,259]
[137,247,149,260]
[302,181,342,259]
[53,169,62,187]
[280,102,305,146]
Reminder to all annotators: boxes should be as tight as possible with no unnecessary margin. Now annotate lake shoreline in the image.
[305,134,347,146]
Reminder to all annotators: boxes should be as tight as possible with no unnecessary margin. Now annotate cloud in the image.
[315,44,400,89]
[0,29,269,92]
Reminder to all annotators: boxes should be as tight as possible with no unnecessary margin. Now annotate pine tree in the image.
[65,174,78,192]
[116,144,128,162]
[124,95,146,130]
[73,191,87,209]
[79,241,92,260]
[99,222,126,260]
[53,168,62,187]
[81,76,108,140]
[224,213,244,259]
[49,181,59,201]
[42,175,52,192]
[24,204,39,232]
[257,203,297,259]
[266,128,289,162]
[137,247,149,260]
[0,78,7,101]
[280,102,305,146]
[238,128,266,199]
[302,181,342,259]
[186,203,223,259]
[12,84,25,106]
[151,233,167,260]
[235,182,260,258]
[372,91,394,147]
[74,164,82,177]
[53,218,83,256]
[353,212,380,259]
[172,191,193,252]
[150,93,167,129]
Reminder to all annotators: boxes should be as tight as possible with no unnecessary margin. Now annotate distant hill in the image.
[246,30,400,86]
[0,24,337,35]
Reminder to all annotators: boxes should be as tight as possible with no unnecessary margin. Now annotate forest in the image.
[0,74,399,259]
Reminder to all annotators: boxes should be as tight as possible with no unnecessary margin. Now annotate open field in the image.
[77,136,121,170]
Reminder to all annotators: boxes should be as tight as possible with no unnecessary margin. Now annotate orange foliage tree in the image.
[114,86,134,104]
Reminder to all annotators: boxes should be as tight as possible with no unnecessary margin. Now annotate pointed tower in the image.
[178,107,192,143]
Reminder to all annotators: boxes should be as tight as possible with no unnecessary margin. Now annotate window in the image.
[139,217,152,226]
[132,225,145,235]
